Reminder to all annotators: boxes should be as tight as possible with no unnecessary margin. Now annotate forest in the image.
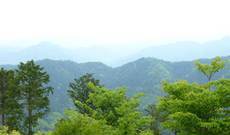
[0,57,229,135]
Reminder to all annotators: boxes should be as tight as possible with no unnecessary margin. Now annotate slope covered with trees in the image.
[1,56,229,113]
[0,57,229,134]
[42,56,230,112]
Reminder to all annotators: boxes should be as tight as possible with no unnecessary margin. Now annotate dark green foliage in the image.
[0,68,22,131]
[16,60,53,135]
[67,73,101,114]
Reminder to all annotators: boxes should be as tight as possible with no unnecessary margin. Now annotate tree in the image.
[52,110,118,135]
[157,57,230,135]
[67,73,102,114]
[195,56,224,81]
[145,104,161,135]
[0,68,22,131]
[17,60,53,135]
[0,68,9,126]
[74,83,151,135]
[0,126,21,135]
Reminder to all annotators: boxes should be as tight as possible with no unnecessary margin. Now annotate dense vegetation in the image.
[0,61,53,135]
[0,56,229,134]
[31,56,230,113]
[156,57,230,134]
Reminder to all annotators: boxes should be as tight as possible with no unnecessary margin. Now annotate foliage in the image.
[16,60,53,135]
[1,57,229,134]
[0,68,23,131]
[145,104,161,135]
[32,57,229,113]
[0,126,21,135]
[37,112,63,131]
[51,110,118,135]
[195,56,224,81]
[73,83,152,135]
[67,73,102,114]
[157,57,230,135]
[3,57,228,114]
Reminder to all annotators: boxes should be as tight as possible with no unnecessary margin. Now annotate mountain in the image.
[126,38,230,63]
[0,42,72,64]
[0,38,230,66]
[2,56,229,112]
[39,56,230,112]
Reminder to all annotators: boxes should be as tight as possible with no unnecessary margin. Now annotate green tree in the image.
[75,83,151,135]
[157,57,230,135]
[195,56,224,81]
[52,110,118,135]
[0,68,22,131]
[67,73,102,114]
[0,126,21,135]
[17,60,53,135]
[145,104,161,135]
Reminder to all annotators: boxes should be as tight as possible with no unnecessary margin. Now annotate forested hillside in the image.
[2,56,229,113]
[0,57,229,134]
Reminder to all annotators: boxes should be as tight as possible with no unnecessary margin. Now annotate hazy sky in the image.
[0,0,230,48]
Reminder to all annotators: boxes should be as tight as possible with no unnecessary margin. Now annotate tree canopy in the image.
[157,57,230,135]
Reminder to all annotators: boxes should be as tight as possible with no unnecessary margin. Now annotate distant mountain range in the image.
[0,38,230,66]
[1,56,229,113]
[127,38,230,63]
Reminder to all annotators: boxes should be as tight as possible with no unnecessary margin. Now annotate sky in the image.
[0,0,230,48]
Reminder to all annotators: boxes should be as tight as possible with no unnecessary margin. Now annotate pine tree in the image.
[16,60,53,135]
[0,68,22,131]
[0,68,8,126]
[68,73,102,114]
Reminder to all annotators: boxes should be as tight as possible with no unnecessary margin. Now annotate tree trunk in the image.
[27,91,32,135]
[1,96,5,125]
[28,109,32,135]
[0,77,6,126]
[1,109,5,125]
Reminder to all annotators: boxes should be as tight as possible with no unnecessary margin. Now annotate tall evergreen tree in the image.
[0,68,22,131]
[16,60,53,135]
[68,73,102,114]
[0,68,8,126]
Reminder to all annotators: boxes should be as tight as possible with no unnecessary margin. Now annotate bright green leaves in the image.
[85,84,151,135]
[52,110,118,135]
[55,77,152,135]
[163,112,201,134]
[157,57,230,135]
[0,126,21,135]
[195,57,224,81]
